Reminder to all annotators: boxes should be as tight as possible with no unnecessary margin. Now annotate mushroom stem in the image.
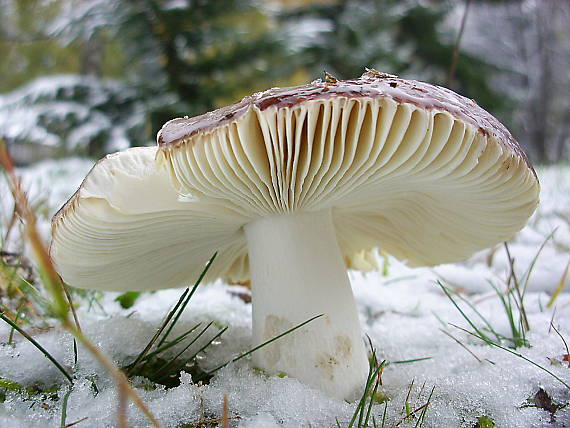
[244,208,369,400]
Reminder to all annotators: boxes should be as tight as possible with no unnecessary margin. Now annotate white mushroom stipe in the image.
[245,209,368,400]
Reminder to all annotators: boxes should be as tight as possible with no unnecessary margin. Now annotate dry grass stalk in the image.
[0,140,162,428]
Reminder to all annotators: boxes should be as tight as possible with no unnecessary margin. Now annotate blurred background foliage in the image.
[0,0,568,164]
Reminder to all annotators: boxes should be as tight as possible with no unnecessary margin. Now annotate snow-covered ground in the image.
[1,159,569,427]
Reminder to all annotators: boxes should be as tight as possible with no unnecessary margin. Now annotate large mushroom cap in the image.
[51,147,250,290]
[51,71,539,290]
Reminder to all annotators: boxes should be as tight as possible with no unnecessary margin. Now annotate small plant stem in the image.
[117,381,129,428]
[60,387,72,428]
[389,357,432,365]
[402,380,414,415]
[222,394,229,428]
[416,381,426,402]
[62,283,81,365]
[446,0,471,87]
[1,142,161,427]
[63,284,81,332]
[549,322,570,368]
[363,365,381,426]
[63,416,88,428]
[381,402,388,428]
[548,307,557,334]
[437,281,498,343]
[521,230,556,297]
[0,311,73,384]
[7,305,23,345]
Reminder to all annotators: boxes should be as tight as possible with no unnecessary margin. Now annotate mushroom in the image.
[51,70,540,400]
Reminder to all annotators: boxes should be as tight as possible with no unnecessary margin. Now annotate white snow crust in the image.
[0,160,569,427]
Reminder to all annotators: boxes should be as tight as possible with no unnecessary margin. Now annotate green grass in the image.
[125,252,218,382]
[2,142,569,427]
[438,286,570,390]
[0,310,73,384]
[1,140,162,427]
[337,344,386,428]
[437,235,556,351]
[437,278,529,349]
[115,291,142,309]
[436,238,570,391]
[453,324,569,390]
[123,250,323,387]
[474,415,495,428]
[336,340,436,428]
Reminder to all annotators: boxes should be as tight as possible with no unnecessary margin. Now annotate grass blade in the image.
[7,306,23,345]
[503,243,529,332]
[381,402,388,428]
[549,322,570,368]
[437,281,495,344]
[0,311,72,384]
[439,328,482,363]
[487,281,527,348]
[363,362,382,426]
[414,386,435,428]
[453,324,570,390]
[63,417,88,428]
[60,386,72,428]
[153,321,216,377]
[158,326,228,381]
[389,357,432,365]
[349,349,386,427]
[158,252,217,348]
[127,252,217,376]
[201,314,324,379]
[126,289,192,374]
[139,322,203,363]
[521,230,555,297]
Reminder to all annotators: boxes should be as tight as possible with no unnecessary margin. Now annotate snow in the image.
[47,0,123,44]
[0,75,144,160]
[1,160,569,427]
